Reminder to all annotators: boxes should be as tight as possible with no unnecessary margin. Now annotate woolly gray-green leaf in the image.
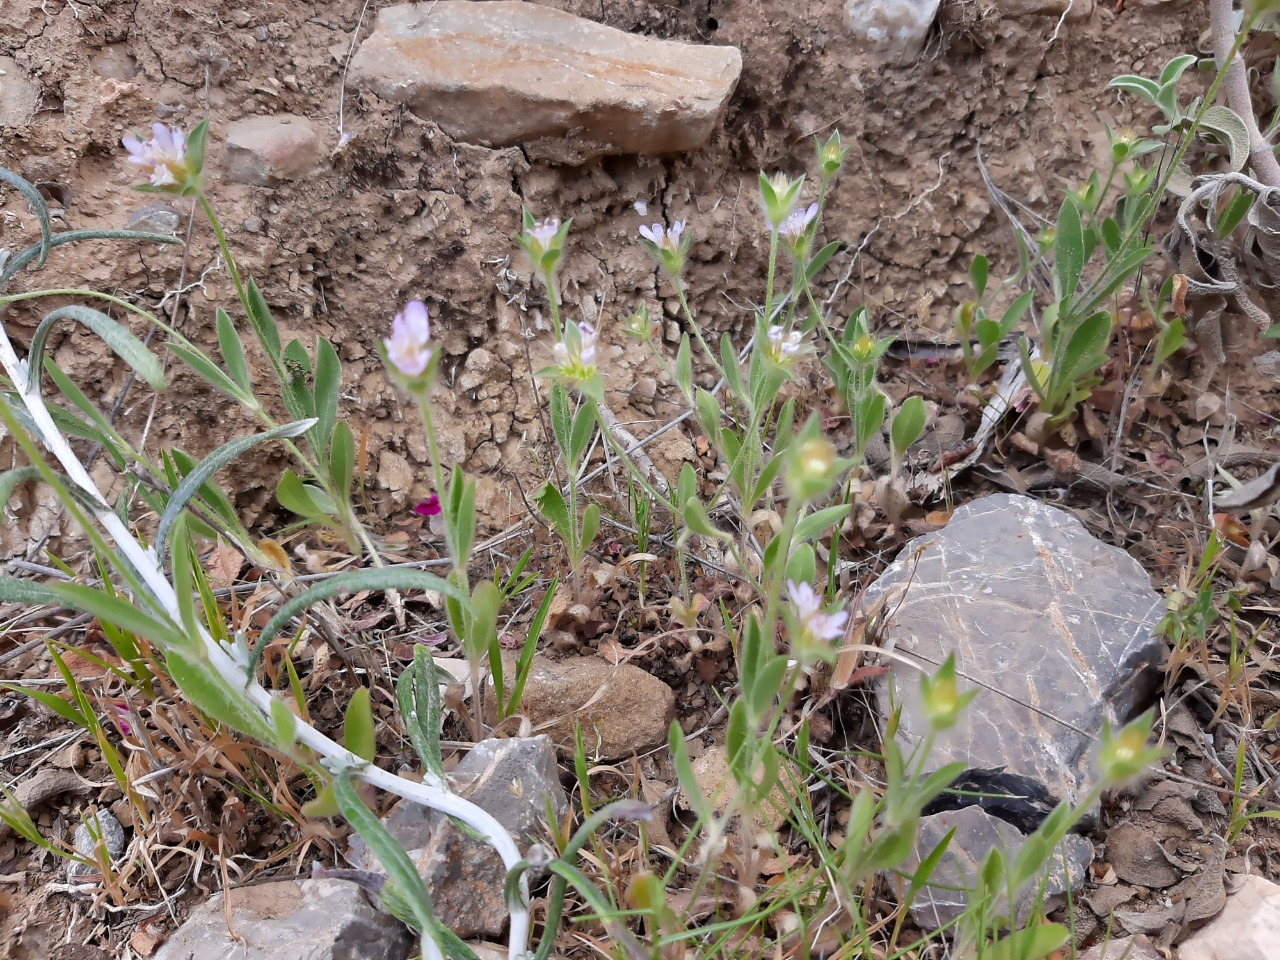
[27,305,163,396]
[155,419,316,563]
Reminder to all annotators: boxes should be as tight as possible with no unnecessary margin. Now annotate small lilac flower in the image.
[384,300,433,378]
[637,220,690,275]
[638,220,686,254]
[122,123,189,188]
[767,325,804,362]
[779,203,819,244]
[413,495,441,517]
[787,581,848,645]
[553,320,598,370]
[527,217,561,251]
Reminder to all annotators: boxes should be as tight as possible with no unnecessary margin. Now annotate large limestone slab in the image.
[865,494,1165,826]
[349,1,742,165]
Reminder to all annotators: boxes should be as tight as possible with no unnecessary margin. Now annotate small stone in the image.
[906,806,1092,927]
[1179,874,1280,960]
[351,737,567,940]
[124,205,184,235]
[230,9,252,27]
[844,0,940,65]
[1080,935,1163,960]
[350,2,742,165]
[0,57,40,128]
[242,215,264,233]
[226,114,326,185]
[377,450,414,506]
[1105,821,1181,888]
[864,494,1165,828]
[67,810,125,880]
[152,879,412,960]
[494,655,674,761]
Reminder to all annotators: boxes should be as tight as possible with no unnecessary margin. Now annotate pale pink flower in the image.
[639,220,686,254]
[768,325,804,361]
[121,123,189,188]
[787,581,848,644]
[553,321,598,370]
[384,300,433,377]
[779,202,819,243]
[526,217,561,250]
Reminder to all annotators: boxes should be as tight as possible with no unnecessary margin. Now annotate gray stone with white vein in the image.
[864,494,1165,827]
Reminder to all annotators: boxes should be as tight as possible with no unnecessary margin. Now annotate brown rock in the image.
[350,2,741,165]
[226,114,326,185]
[497,655,674,760]
[352,736,567,940]
[0,57,40,129]
[1079,935,1162,960]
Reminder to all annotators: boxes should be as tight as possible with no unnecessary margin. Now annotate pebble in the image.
[226,114,327,186]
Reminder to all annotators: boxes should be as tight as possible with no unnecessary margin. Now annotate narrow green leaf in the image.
[793,503,851,543]
[166,340,256,406]
[805,240,842,282]
[215,307,252,393]
[275,469,337,522]
[0,230,179,291]
[503,578,556,720]
[987,924,1070,960]
[0,681,90,727]
[550,383,572,458]
[970,253,989,301]
[27,305,163,395]
[156,420,316,562]
[0,168,52,269]
[312,337,341,457]
[245,278,282,358]
[343,686,376,762]
[680,497,729,541]
[165,647,278,744]
[675,334,693,400]
[396,646,445,780]
[1216,188,1256,238]
[890,395,927,463]
[256,568,472,652]
[332,769,437,938]
[329,421,355,503]
[569,403,595,466]
[532,481,571,539]
[581,502,600,551]
[1054,196,1085,305]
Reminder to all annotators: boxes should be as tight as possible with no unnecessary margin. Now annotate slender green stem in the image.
[198,194,250,324]
[674,277,727,383]
[541,266,563,341]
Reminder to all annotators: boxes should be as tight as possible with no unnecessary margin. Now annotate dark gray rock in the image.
[152,878,413,960]
[866,494,1164,826]
[349,2,741,165]
[351,736,567,939]
[904,806,1093,926]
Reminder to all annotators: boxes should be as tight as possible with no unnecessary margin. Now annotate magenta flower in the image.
[384,300,433,378]
[413,495,441,517]
[786,581,848,644]
[122,123,190,188]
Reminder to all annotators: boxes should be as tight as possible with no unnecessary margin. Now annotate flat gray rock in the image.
[153,878,413,960]
[905,805,1093,927]
[349,2,742,165]
[865,494,1164,827]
